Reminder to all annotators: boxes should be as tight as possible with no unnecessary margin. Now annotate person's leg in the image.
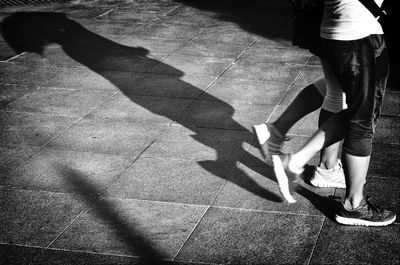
[253,78,326,162]
[310,59,347,188]
[278,36,395,225]
[272,79,326,136]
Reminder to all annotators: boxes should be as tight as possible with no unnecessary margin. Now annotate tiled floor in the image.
[0,0,399,264]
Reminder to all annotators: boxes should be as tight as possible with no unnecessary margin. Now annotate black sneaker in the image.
[335,197,396,226]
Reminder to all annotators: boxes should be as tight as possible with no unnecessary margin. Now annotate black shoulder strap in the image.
[359,0,384,17]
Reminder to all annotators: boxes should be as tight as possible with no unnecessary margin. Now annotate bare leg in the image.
[342,153,369,209]
[273,80,325,136]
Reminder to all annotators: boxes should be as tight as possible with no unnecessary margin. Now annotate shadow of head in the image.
[0,12,82,54]
[0,11,149,59]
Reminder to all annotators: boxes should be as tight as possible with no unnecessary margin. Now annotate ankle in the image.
[343,197,364,210]
[318,160,337,170]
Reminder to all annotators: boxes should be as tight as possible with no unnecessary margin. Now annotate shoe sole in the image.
[310,178,346,189]
[335,214,397,226]
[271,155,296,203]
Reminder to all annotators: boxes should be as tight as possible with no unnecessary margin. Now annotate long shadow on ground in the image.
[0,11,340,259]
[0,12,282,201]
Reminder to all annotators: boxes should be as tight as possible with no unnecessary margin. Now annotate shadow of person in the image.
[1,11,282,202]
[56,164,172,265]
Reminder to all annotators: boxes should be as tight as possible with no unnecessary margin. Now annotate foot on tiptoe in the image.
[272,154,304,203]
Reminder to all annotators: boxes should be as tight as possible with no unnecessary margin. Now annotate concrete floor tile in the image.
[35,248,204,265]
[0,111,77,147]
[149,55,232,78]
[142,125,252,162]
[46,118,167,156]
[294,65,324,86]
[0,62,60,86]
[382,91,400,116]
[175,40,249,59]
[80,19,145,39]
[96,9,160,23]
[222,60,302,83]
[191,26,259,45]
[175,99,275,131]
[0,145,40,176]
[2,149,133,193]
[0,84,36,109]
[53,6,113,20]
[86,93,193,125]
[253,36,293,49]
[11,47,83,68]
[119,36,187,58]
[162,12,215,27]
[0,244,43,265]
[4,87,114,118]
[241,46,311,65]
[374,116,400,144]
[50,198,207,259]
[120,73,214,98]
[370,143,400,179]
[105,157,232,205]
[42,67,137,91]
[310,220,400,264]
[175,207,324,264]
[200,78,289,105]
[132,22,204,40]
[0,187,86,247]
[213,163,337,216]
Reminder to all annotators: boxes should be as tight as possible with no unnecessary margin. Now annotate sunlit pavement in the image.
[0,1,399,264]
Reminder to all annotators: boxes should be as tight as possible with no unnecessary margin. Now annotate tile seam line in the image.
[306,216,326,265]
[121,18,217,95]
[44,207,89,249]
[175,162,240,257]
[43,140,163,251]
[42,246,221,265]
[0,89,121,178]
[116,3,184,41]
[169,35,260,127]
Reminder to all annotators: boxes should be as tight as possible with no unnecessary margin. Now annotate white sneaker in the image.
[272,154,303,203]
[310,160,346,188]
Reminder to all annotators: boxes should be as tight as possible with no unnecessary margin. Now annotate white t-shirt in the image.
[320,0,384,40]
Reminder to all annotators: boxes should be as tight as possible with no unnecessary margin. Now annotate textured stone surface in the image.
[2,149,133,193]
[175,207,324,264]
[106,157,232,205]
[0,188,85,247]
[0,1,399,264]
[50,198,207,259]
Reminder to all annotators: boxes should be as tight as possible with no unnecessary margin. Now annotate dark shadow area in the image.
[173,0,400,91]
[56,164,173,265]
[0,12,282,203]
[294,181,342,222]
[173,0,293,43]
